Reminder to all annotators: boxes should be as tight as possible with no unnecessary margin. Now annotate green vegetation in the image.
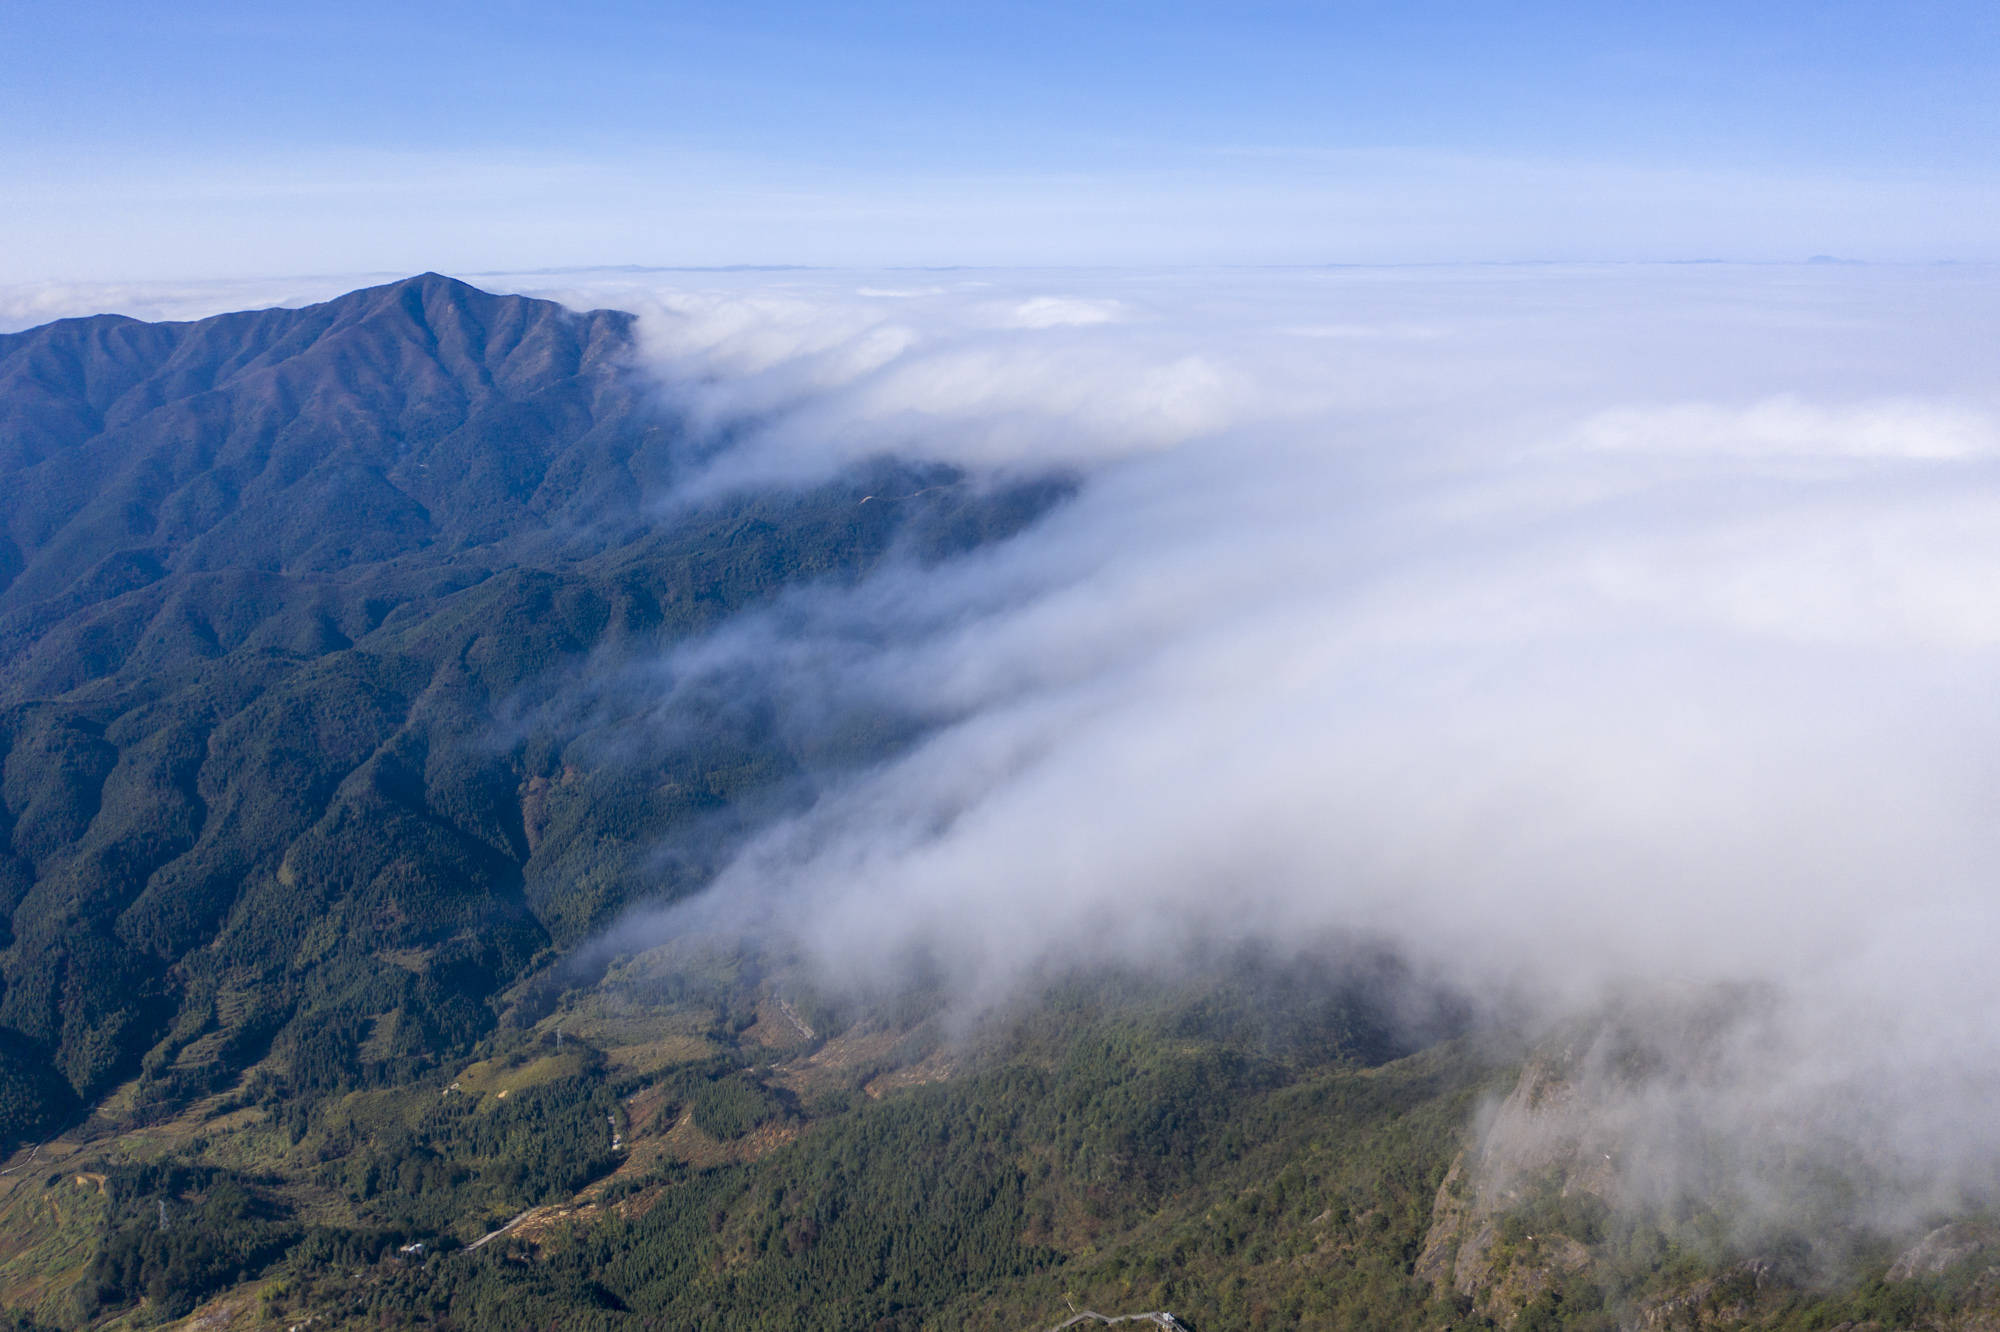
[5,277,1998,1330]
[3,946,1997,1329]
[0,274,1069,1156]
[688,1073,785,1141]
[85,1164,300,1322]
[165,961,1492,1331]
[316,1063,622,1233]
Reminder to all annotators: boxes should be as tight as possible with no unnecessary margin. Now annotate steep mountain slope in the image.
[0,273,636,630]
[8,279,1990,1332]
[0,276,1064,1144]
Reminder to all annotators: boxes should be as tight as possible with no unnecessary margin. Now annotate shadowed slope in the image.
[0,273,650,683]
[0,276,1069,1141]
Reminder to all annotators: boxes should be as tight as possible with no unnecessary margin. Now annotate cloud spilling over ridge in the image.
[16,262,1996,1224]
[543,263,2000,1228]
[552,265,2000,985]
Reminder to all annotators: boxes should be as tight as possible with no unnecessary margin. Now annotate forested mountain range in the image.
[0,279,1994,1332]
[0,274,1060,1146]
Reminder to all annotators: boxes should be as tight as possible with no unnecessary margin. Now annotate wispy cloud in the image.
[547,261,2000,1230]
[13,263,2000,1231]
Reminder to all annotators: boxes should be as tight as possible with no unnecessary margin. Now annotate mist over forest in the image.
[580,263,2000,1221]
[1,264,1997,1330]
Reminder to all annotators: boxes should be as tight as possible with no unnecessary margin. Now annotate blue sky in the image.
[6,1,1998,279]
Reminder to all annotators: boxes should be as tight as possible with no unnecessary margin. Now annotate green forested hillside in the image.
[0,274,1066,1148]
[6,950,1989,1332]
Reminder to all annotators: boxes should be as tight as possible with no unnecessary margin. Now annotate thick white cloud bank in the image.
[554,263,2000,1227]
[547,264,2000,987]
[14,262,2000,1220]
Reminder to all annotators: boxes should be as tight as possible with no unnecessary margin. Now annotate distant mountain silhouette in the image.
[0,276,1066,1145]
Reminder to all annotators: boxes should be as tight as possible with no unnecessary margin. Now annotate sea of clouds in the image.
[548,262,2000,1233]
[516,265,2000,990]
[14,261,2000,1229]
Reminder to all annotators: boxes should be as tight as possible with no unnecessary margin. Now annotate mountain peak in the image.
[375,270,484,301]
[341,270,508,324]
[0,273,648,620]
[322,273,631,351]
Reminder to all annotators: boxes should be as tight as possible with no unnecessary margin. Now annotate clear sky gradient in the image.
[6,1,1998,279]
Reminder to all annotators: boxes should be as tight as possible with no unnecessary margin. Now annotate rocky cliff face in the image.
[1416,1034,1620,1322]
[1415,1006,2000,1330]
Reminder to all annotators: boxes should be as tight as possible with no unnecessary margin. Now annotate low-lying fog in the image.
[18,261,2000,1233]
[564,262,2000,1235]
